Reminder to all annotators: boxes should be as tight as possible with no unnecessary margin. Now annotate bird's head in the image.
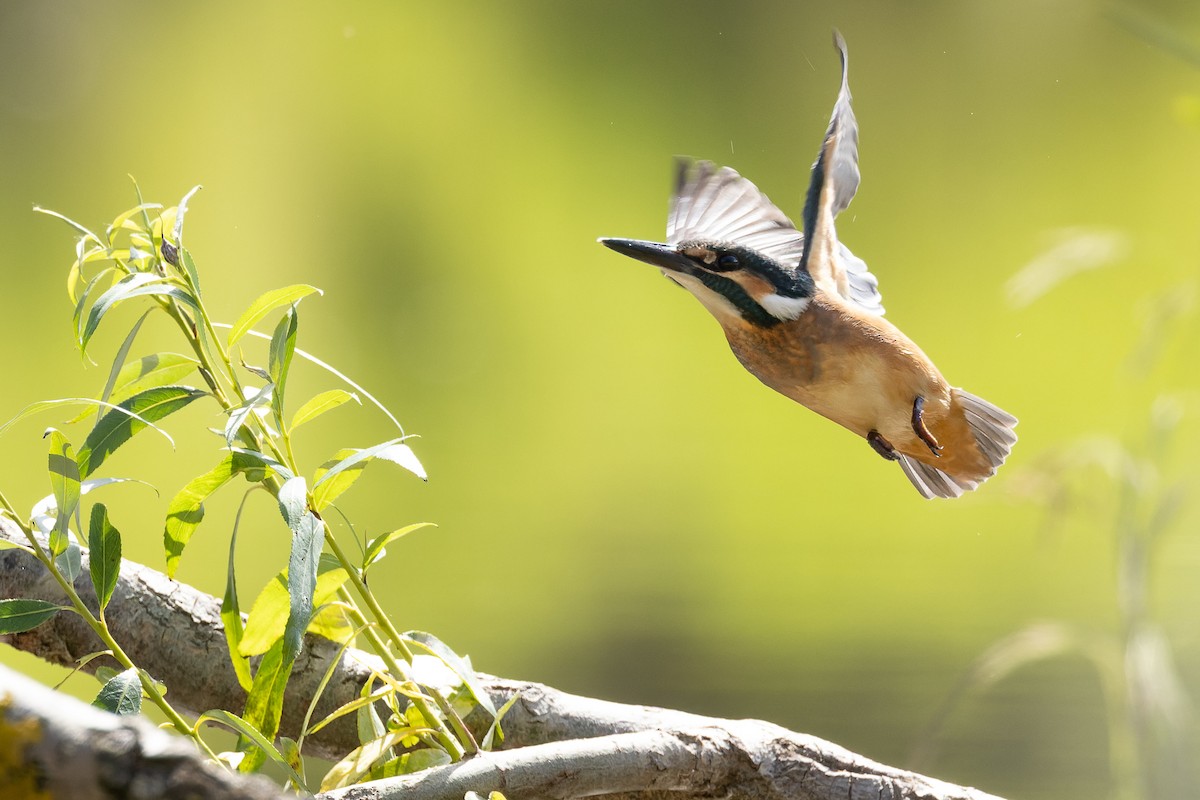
[600,160,813,329]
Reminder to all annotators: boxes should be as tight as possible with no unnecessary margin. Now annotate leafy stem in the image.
[0,491,221,765]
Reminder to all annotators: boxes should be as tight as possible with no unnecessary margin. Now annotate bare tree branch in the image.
[0,517,1003,800]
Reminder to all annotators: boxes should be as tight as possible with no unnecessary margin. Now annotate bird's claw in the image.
[867,430,898,461]
[911,396,942,457]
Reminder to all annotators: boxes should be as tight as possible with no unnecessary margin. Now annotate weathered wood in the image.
[0,518,1003,800]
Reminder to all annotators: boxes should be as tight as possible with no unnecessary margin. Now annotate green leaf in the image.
[306,685,393,737]
[240,556,350,657]
[88,503,122,613]
[196,708,305,788]
[320,728,438,791]
[312,438,426,498]
[405,630,497,719]
[106,202,162,244]
[70,353,199,424]
[164,451,258,578]
[290,389,358,432]
[46,429,80,556]
[171,185,202,250]
[92,667,142,715]
[0,397,169,442]
[0,599,62,634]
[481,692,521,750]
[215,323,408,436]
[222,491,257,693]
[34,205,103,244]
[227,284,322,347]
[73,266,118,343]
[54,543,83,583]
[78,385,206,479]
[276,476,308,531]
[224,383,273,446]
[93,309,153,426]
[372,442,427,481]
[283,511,322,662]
[268,305,298,433]
[80,272,199,354]
[178,247,204,298]
[237,639,296,774]
[242,639,286,730]
[363,523,436,572]
[227,448,294,482]
[310,448,364,512]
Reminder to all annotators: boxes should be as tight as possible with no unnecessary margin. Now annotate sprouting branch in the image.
[0,517,1003,800]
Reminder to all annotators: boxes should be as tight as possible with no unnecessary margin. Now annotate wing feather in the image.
[797,31,884,315]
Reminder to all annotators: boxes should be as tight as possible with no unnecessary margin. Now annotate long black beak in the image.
[598,238,693,274]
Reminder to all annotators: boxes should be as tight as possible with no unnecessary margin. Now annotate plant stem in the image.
[0,500,222,764]
[328,542,467,760]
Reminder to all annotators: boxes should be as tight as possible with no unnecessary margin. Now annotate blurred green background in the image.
[1,2,1197,798]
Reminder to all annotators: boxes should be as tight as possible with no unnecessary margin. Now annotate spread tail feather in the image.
[898,389,1018,500]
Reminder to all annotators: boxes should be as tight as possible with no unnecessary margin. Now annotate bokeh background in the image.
[2,2,1198,798]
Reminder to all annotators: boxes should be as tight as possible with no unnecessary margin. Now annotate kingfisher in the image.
[599,32,1017,499]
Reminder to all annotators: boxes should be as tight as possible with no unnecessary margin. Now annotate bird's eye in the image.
[716,254,740,270]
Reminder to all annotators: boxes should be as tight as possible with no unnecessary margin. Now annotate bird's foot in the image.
[911,396,942,457]
[867,430,898,461]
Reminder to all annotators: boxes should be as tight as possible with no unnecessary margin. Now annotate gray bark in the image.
[0,517,1002,800]
[0,662,286,800]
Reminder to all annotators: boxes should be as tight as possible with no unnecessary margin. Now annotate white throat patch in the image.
[759,293,811,321]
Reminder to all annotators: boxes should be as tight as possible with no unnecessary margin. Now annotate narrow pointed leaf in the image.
[46,429,80,556]
[71,353,199,424]
[106,203,162,243]
[0,599,62,633]
[0,397,170,442]
[171,185,202,248]
[215,323,407,435]
[73,267,118,341]
[310,448,364,511]
[224,383,273,446]
[228,285,322,347]
[240,556,350,657]
[55,543,83,582]
[94,309,153,426]
[320,728,437,791]
[363,523,436,572]
[164,451,258,578]
[290,389,358,432]
[196,708,304,788]
[92,667,142,715]
[34,205,103,243]
[312,438,406,490]
[78,386,205,478]
[405,630,497,717]
[238,640,296,773]
[221,491,256,692]
[81,272,200,352]
[284,511,322,661]
[88,503,122,613]
[268,306,298,431]
[277,476,308,531]
[227,447,294,481]
[178,247,204,298]
[373,442,427,481]
[481,691,521,750]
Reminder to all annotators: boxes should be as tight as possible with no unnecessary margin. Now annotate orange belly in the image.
[721,296,993,482]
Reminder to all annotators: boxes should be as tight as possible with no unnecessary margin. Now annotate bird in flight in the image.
[600,32,1017,499]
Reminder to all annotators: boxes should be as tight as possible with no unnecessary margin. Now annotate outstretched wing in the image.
[798,31,884,316]
[668,159,804,268]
